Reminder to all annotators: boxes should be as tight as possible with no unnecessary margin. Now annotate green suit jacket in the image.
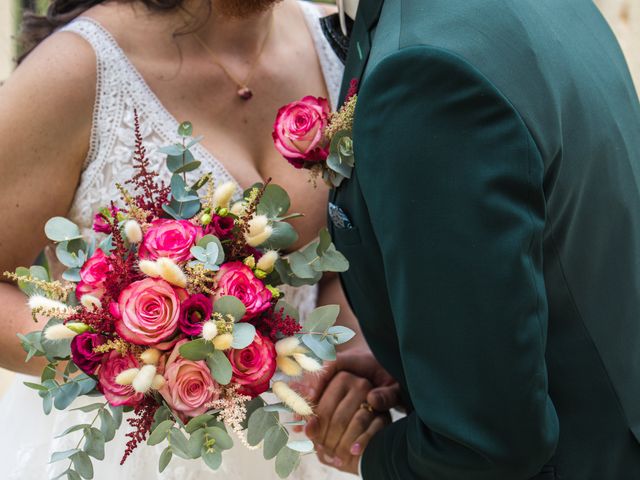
[328,1,640,478]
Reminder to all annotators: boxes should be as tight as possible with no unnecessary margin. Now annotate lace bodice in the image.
[2,3,347,480]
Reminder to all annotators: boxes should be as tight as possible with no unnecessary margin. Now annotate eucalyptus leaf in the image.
[185,414,217,434]
[56,243,84,268]
[316,228,332,256]
[247,408,278,446]
[159,446,173,473]
[301,334,336,362]
[178,121,193,137]
[201,448,222,470]
[84,428,105,460]
[187,428,205,459]
[240,396,266,430]
[62,268,82,282]
[71,451,94,479]
[206,426,234,450]
[326,326,356,345]
[232,322,256,349]
[70,403,103,413]
[50,449,80,463]
[45,217,83,242]
[171,175,199,202]
[179,339,214,361]
[275,447,301,478]
[178,199,202,219]
[206,350,233,385]
[24,381,48,392]
[67,470,82,480]
[315,245,349,273]
[262,221,299,251]
[159,144,184,156]
[196,235,225,264]
[53,381,81,410]
[43,393,53,415]
[110,405,123,429]
[148,419,174,446]
[213,296,246,322]
[55,424,90,438]
[257,184,291,219]
[274,300,299,323]
[274,258,320,287]
[169,429,192,460]
[304,305,340,334]
[42,318,73,361]
[174,160,201,175]
[186,135,204,149]
[99,409,116,442]
[263,425,288,460]
[286,440,314,453]
[263,403,293,414]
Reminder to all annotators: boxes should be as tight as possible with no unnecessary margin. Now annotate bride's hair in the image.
[17,0,188,63]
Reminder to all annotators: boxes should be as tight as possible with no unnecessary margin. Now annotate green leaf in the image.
[316,244,349,273]
[169,428,191,460]
[187,428,205,459]
[179,339,214,361]
[206,426,234,450]
[166,149,195,173]
[206,350,233,385]
[286,439,314,453]
[67,470,82,480]
[316,228,332,256]
[43,392,53,415]
[288,243,321,280]
[301,334,336,361]
[84,428,105,460]
[196,235,225,264]
[55,424,91,438]
[257,184,291,219]
[109,405,123,429]
[185,414,216,434]
[274,258,321,287]
[305,305,340,334]
[159,446,173,473]
[71,451,94,479]
[262,221,299,251]
[148,419,174,446]
[274,300,299,323]
[232,322,256,349]
[54,381,81,410]
[326,326,356,345]
[50,449,80,463]
[201,448,222,470]
[24,381,48,392]
[241,397,266,429]
[263,404,293,414]
[62,268,82,282]
[186,135,204,149]
[42,318,73,361]
[45,217,83,242]
[247,407,278,446]
[99,409,116,442]
[214,295,246,321]
[159,144,185,156]
[174,160,202,175]
[263,424,288,460]
[275,447,301,478]
[178,121,193,137]
[56,242,85,268]
[70,402,104,413]
[171,175,199,202]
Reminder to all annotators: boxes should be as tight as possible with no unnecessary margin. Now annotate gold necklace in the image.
[193,17,274,101]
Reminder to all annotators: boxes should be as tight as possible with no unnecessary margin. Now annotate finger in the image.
[349,414,390,459]
[332,406,377,464]
[367,383,402,411]
[306,371,350,441]
[322,376,372,456]
[308,360,339,405]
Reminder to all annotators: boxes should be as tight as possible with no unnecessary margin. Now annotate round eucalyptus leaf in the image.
[214,296,246,322]
[178,121,193,137]
[263,424,288,460]
[231,323,256,349]
[45,217,82,242]
[275,446,301,478]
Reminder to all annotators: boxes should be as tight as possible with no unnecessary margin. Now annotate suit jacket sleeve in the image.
[355,46,560,480]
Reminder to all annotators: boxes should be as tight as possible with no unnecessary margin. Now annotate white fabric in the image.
[0,2,349,478]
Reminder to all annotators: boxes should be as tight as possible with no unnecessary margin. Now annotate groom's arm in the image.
[354,46,559,480]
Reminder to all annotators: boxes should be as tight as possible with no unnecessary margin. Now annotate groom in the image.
[310,0,640,478]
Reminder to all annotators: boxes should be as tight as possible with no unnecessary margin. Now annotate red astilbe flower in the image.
[346,78,359,101]
[256,307,302,342]
[65,307,117,334]
[121,396,159,464]
[125,110,170,219]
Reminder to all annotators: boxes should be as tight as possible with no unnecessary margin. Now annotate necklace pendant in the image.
[237,86,253,100]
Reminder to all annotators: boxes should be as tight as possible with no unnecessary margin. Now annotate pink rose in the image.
[76,249,112,299]
[97,351,144,407]
[139,219,202,263]
[159,339,220,420]
[228,331,276,398]
[114,277,185,346]
[272,96,330,168]
[214,262,272,320]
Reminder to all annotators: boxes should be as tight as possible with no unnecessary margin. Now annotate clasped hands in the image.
[294,348,402,475]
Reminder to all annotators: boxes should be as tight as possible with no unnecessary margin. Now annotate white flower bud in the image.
[80,294,102,312]
[277,356,303,377]
[293,353,323,373]
[213,333,233,351]
[157,257,187,288]
[230,202,246,216]
[275,337,301,357]
[132,365,157,393]
[201,321,218,341]
[124,220,143,244]
[140,348,161,365]
[28,295,72,314]
[139,260,161,278]
[256,250,279,274]
[115,368,140,386]
[272,381,313,416]
[151,374,166,390]
[213,182,237,209]
[245,215,273,247]
[44,323,78,341]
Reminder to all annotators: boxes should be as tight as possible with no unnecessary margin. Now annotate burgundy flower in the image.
[205,215,235,240]
[70,333,107,375]
[179,294,213,336]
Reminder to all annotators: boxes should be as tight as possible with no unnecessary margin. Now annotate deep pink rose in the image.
[179,294,213,336]
[71,333,106,375]
[76,249,112,299]
[97,351,144,407]
[139,219,202,263]
[272,96,330,167]
[214,262,272,320]
[227,331,276,398]
[159,339,220,420]
[204,215,235,240]
[114,278,185,346]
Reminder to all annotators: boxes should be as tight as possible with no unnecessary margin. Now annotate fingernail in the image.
[324,455,335,464]
[350,443,362,455]
[333,458,343,467]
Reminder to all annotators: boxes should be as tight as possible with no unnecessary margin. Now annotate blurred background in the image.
[0,0,638,396]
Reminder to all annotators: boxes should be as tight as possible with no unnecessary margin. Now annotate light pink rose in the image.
[159,339,220,420]
[97,351,144,407]
[227,331,276,398]
[76,249,112,299]
[272,96,330,168]
[138,219,202,263]
[114,278,185,346]
[214,262,272,320]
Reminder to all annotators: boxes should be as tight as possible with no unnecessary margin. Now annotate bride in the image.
[0,0,369,478]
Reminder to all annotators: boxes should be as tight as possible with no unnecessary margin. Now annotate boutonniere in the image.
[272,79,359,188]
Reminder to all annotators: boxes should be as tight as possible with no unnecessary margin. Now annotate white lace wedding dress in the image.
[0,2,349,478]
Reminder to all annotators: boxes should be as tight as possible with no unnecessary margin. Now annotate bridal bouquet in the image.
[5,115,354,479]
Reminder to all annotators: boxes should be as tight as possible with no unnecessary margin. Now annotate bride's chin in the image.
[212,0,284,18]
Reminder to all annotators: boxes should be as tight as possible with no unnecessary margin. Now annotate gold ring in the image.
[360,402,374,413]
